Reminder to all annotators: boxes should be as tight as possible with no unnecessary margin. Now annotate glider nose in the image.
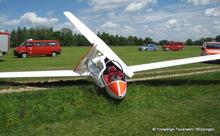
[106,80,127,99]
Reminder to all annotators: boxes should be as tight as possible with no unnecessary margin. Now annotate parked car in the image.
[201,42,220,56]
[138,44,158,51]
[162,41,185,51]
[14,39,61,58]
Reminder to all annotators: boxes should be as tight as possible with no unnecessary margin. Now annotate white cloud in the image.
[4,19,20,25]
[85,0,156,13]
[130,4,220,40]
[86,0,129,12]
[191,24,208,33]
[124,0,157,13]
[205,7,220,17]
[54,22,79,33]
[101,21,118,28]
[182,0,210,6]
[166,18,178,29]
[3,12,58,26]
[146,8,153,12]
[80,3,217,41]
[213,20,220,24]
[100,21,136,35]
[20,12,58,25]
[125,2,146,13]
[123,25,136,33]
[80,2,220,41]
[54,22,71,30]
[0,16,6,22]
[1,1,219,42]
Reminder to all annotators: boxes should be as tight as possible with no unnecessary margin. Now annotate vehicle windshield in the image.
[19,41,28,46]
[142,44,148,47]
[144,44,153,47]
[206,43,220,49]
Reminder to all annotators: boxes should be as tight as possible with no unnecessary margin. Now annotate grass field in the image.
[0,46,215,72]
[0,46,220,136]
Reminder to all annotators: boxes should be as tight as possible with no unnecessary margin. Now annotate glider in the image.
[1,11,220,99]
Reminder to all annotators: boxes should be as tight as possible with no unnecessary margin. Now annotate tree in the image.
[159,40,168,46]
[186,38,193,46]
[9,26,220,48]
[194,40,203,46]
[60,28,74,46]
[216,35,220,42]
[144,37,153,44]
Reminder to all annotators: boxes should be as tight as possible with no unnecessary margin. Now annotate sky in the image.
[0,0,220,41]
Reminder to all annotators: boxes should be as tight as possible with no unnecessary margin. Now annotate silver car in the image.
[138,44,158,51]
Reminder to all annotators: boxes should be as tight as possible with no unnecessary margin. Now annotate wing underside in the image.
[129,54,220,73]
[0,70,89,78]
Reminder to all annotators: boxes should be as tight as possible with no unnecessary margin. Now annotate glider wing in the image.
[64,11,134,78]
[129,54,220,73]
[0,70,89,78]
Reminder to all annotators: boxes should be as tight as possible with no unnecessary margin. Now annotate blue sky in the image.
[0,0,220,41]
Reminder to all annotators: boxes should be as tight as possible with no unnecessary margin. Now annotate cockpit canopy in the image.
[86,51,125,87]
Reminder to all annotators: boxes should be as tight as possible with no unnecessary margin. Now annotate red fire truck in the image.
[0,31,10,57]
[162,41,185,51]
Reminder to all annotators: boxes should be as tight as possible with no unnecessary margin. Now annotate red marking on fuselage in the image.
[107,80,127,98]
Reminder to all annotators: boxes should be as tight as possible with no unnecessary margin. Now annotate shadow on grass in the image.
[0,79,125,103]
[130,79,220,87]
[1,78,219,103]
[1,78,220,89]
[202,60,220,64]
[0,79,92,88]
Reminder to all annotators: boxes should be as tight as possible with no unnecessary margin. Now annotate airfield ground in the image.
[0,46,220,136]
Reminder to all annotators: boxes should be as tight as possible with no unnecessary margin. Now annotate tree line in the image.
[9,27,220,47]
[185,36,220,46]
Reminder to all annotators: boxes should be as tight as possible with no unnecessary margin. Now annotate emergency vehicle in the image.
[14,39,61,58]
[162,41,185,51]
[0,31,10,57]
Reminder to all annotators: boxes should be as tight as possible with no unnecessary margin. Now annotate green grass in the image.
[0,47,90,71]
[0,46,220,136]
[0,46,215,72]
[0,72,219,136]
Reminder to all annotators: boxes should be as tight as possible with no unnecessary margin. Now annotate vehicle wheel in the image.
[51,52,57,57]
[21,53,27,58]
